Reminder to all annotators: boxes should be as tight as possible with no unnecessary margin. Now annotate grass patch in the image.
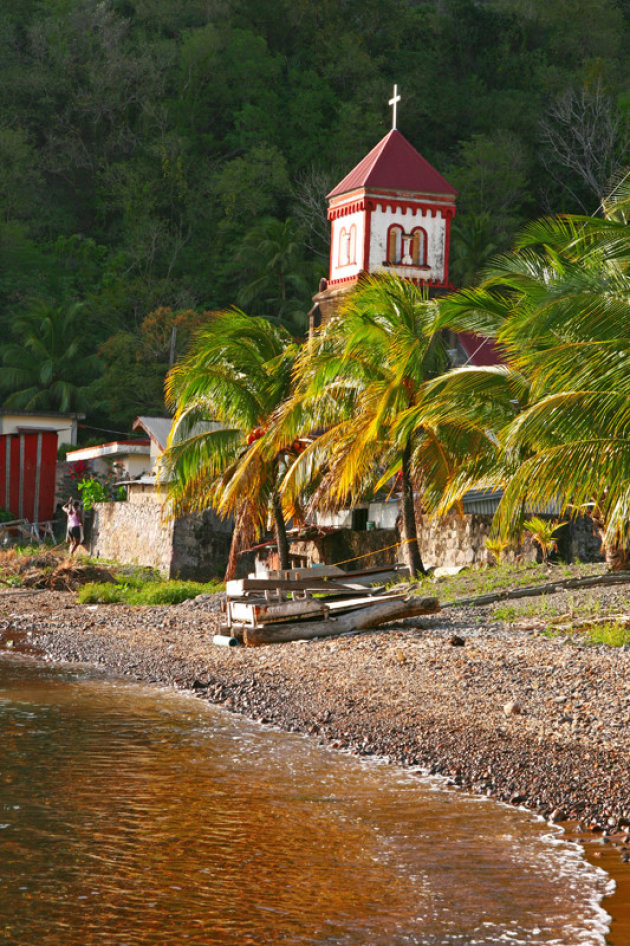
[78,579,224,606]
[407,560,605,604]
[492,597,560,622]
[578,620,630,647]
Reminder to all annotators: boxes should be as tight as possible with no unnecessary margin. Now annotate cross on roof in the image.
[388,84,401,130]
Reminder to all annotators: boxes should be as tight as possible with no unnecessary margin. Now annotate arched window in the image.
[348,225,357,265]
[338,225,357,267]
[338,227,348,267]
[387,225,403,264]
[411,227,428,266]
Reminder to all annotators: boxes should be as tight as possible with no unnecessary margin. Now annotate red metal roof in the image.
[327,130,457,200]
[457,332,503,367]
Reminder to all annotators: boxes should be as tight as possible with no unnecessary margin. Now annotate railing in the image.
[0,519,56,546]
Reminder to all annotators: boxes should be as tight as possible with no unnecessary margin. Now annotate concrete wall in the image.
[0,412,79,444]
[369,202,446,282]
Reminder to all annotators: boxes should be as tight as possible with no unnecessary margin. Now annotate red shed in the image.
[0,429,59,523]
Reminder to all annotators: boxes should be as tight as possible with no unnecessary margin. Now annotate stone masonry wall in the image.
[92,499,175,576]
[415,508,602,569]
[92,500,242,580]
[290,528,399,571]
[171,509,234,580]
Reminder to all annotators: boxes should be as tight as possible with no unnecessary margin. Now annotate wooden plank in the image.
[229,597,328,627]
[347,563,409,578]
[323,592,406,611]
[228,570,409,596]
[242,596,440,645]
[263,565,346,580]
[226,577,373,596]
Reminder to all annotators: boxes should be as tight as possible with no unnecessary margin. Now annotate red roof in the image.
[327,130,457,200]
[457,333,503,367]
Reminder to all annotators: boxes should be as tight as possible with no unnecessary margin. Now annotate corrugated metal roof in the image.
[132,416,173,451]
[327,130,457,200]
[457,333,503,367]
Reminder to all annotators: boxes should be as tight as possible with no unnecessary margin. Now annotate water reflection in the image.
[0,655,610,945]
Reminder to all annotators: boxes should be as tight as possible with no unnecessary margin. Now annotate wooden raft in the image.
[220,563,440,645]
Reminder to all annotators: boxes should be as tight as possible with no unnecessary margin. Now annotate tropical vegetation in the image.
[405,179,630,569]
[161,309,300,575]
[271,273,501,576]
[1,0,629,433]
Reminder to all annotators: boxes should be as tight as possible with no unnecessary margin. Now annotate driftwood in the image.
[443,571,630,610]
[240,595,440,646]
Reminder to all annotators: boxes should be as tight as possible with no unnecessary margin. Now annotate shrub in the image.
[523,517,565,563]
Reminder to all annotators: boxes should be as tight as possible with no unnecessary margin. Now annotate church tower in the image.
[312,87,457,327]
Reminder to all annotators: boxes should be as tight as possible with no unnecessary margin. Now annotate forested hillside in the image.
[1,0,628,438]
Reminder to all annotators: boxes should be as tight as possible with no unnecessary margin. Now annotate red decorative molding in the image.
[443,207,455,284]
[363,204,372,271]
[327,200,366,221]
[327,274,361,288]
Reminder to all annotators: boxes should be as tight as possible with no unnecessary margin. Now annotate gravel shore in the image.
[2,580,629,844]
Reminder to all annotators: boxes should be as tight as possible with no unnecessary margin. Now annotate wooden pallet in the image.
[222,562,413,637]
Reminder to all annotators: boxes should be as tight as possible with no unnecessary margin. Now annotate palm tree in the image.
[274,273,460,577]
[419,177,630,570]
[449,212,499,287]
[0,299,98,411]
[236,217,316,334]
[161,310,299,577]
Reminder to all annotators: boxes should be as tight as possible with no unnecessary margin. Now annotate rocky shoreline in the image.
[1,582,628,841]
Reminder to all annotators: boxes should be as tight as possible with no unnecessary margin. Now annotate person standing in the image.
[63,499,83,555]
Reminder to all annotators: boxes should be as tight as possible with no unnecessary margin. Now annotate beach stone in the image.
[504,701,523,717]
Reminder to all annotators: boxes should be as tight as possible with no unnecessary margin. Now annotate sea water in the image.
[0,654,612,945]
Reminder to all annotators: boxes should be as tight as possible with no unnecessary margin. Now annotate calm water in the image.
[0,654,612,946]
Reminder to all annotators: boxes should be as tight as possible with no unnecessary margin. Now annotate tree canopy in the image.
[1,0,628,434]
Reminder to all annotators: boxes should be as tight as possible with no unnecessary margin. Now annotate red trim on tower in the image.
[363,203,372,273]
[443,210,453,285]
[327,274,362,288]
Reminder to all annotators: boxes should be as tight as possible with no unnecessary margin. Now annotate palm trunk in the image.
[603,538,630,572]
[271,490,290,571]
[400,441,425,577]
[591,506,630,572]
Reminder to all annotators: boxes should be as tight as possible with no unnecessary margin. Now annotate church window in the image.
[411,227,428,266]
[338,227,347,267]
[387,225,403,264]
[338,225,357,267]
[348,225,357,264]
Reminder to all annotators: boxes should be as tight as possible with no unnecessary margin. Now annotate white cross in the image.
[388,84,401,130]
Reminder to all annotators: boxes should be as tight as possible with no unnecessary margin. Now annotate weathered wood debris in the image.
[220,563,440,645]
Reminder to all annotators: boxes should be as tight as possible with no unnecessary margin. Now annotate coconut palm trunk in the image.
[400,441,425,576]
[271,490,291,570]
[591,507,630,573]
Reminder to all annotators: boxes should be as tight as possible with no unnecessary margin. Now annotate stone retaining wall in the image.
[92,496,604,582]
[92,499,237,580]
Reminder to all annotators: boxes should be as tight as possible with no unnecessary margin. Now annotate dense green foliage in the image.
[1,0,628,434]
